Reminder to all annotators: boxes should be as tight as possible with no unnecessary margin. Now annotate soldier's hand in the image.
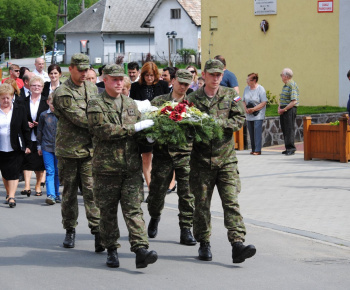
[134,120,154,132]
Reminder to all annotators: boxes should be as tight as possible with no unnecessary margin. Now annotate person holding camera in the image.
[242,73,267,155]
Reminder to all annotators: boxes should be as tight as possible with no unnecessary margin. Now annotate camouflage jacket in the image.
[151,93,192,166]
[87,91,142,175]
[53,77,97,158]
[185,86,245,169]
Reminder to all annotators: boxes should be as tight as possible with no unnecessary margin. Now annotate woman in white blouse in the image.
[0,84,31,207]
[42,64,61,99]
[21,76,49,197]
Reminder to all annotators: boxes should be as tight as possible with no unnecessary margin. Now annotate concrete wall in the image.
[201,1,341,106]
[150,0,200,61]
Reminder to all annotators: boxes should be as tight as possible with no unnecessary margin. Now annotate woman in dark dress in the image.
[130,62,169,189]
[0,84,31,207]
[21,76,49,197]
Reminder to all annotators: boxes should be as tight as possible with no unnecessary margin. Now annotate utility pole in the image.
[64,0,68,24]
[51,0,62,64]
[81,0,85,13]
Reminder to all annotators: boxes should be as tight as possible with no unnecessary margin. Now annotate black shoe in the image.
[167,184,177,194]
[106,248,119,268]
[94,232,105,253]
[63,229,75,248]
[198,241,212,261]
[148,217,160,238]
[231,242,256,263]
[135,247,158,269]
[180,228,197,245]
[285,151,295,156]
[282,150,287,154]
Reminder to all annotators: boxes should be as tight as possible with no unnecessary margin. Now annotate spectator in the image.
[161,67,176,90]
[37,94,60,205]
[278,68,299,156]
[33,58,50,82]
[122,76,131,97]
[21,76,49,197]
[198,77,205,89]
[1,64,24,89]
[242,73,267,155]
[127,62,140,83]
[19,72,35,100]
[214,55,239,94]
[186,65,199,91]
[130,62,169,190]
[0,84,31,208]
[42,64,62,99]
[3,79,21,104]
[19,67,30,80]
[86,68,97,84]
[96,65,106,84]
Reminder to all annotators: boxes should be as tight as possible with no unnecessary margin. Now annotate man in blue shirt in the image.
[214,55,239,94]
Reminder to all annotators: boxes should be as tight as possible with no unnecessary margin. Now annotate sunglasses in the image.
[13,70,20,72]
[189,70,196,74]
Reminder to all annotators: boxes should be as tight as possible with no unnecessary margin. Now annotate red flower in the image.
[169,111,183,122]
[181,100,194,107]
[174,103,186,114]
[161,106,173,114]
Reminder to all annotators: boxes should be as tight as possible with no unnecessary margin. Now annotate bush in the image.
[266,90,278,105]
[177,48,197,64]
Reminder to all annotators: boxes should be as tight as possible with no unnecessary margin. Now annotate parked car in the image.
[41,50,65,63]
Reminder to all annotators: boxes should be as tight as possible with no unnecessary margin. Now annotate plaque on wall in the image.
[254,0,277,15]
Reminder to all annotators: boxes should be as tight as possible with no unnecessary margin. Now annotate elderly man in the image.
[87,64,157,269]
[147,69,196,246]
[186,59,256,264]
[53,53,102,252]
[33,58,50,82]
[278,68,299,156]
[86,68,97,84]
[1,64,24,89]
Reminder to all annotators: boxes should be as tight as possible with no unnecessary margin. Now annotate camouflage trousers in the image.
[147,157,194,229]
[93,171,149,252]
[189,162,246,243]
[57,156,100,234]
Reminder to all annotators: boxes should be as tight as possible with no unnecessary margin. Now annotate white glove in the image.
[134,120,154,132]
[146,137,155,143]
[134,100,152,113]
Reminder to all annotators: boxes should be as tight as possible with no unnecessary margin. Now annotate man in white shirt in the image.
[33,58,50,82]
[19,72,35,101]
[127,62,140,83]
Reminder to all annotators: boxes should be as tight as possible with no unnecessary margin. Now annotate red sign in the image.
[80,40,88,47]
[318,1,333,13]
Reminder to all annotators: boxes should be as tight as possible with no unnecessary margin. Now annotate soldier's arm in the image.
[87,100,139,140]
[216,92,246,132]
[55,95,89,128]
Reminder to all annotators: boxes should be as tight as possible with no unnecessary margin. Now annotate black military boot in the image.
[135,247,158,269]
[63,228,75,248]
[231,242,256,263]
[148,217,160,238]
[106,248,119,268]
[180,228,197,245]
[94,232,105,253]
[198,241,212,261]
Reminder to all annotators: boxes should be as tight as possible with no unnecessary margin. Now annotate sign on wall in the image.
[318,1,333,13]
[254,0,277,15]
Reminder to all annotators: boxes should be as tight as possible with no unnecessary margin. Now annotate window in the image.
[116,41,125,53]
[170,38,183,53]
[171,9,181,19]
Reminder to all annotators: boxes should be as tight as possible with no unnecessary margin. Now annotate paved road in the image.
[1,149,349,289]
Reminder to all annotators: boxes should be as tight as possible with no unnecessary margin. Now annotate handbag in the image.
[246,102,260,116]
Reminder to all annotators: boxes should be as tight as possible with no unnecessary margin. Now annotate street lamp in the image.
[7,37,11,62]
[41,34,47,70]
[166,31,177,67]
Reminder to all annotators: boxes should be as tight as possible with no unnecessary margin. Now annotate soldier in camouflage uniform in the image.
[186,59,256,264]
[147,69,196,245]
[53,53,103,252]
[86,64,158,269]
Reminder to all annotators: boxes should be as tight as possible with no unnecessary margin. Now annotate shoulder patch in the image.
[62,96,72,108]
[234,96,242,102]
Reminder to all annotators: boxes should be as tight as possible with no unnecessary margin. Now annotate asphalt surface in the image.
[1,149,349,289]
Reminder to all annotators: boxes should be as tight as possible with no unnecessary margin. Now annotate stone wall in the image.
[244,112,348,149]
